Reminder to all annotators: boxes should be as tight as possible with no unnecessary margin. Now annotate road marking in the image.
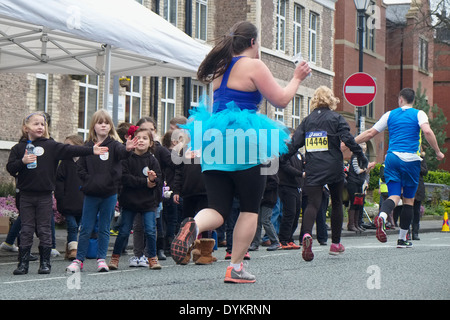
[3,276,66,284]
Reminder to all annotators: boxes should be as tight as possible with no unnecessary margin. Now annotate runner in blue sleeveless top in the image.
[355,88,444,248]
[171,21,311,283]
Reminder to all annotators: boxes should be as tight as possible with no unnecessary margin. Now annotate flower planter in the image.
[119,78,130,87]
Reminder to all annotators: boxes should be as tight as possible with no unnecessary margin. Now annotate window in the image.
[276,0,287,52]
[78,76,99,140]
[292,95,302,128]
[195,0,207,41]
[293,4,303,55]
[309,12,318,63]
[274,107,285,124]
[164,0,177,26]
[36,73,48,112]
[125,76,142,124]
[419,38,428,71]
[356,4,375,52]
[191,81,208,108]
[368,101,374,119]
[162,77,176,133]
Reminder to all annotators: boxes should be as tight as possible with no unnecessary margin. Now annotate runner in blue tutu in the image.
[170,21,311,283]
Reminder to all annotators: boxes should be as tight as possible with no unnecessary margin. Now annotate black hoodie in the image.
[119,151,162,212]
[77,136,130,198]
[55,158,84,216]
[6,137,94,193]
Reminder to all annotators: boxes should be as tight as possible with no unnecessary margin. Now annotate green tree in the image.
[414,82,448,171]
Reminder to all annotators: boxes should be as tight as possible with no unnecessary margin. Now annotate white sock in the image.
[398,229,408,241]
[379,212,388,221]
[230,262,242,271]
[195,225,199,237]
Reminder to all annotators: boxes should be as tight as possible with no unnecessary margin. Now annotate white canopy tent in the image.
[0,0,210,108]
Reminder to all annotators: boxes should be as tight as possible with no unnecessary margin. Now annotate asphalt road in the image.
[1,232,449,305]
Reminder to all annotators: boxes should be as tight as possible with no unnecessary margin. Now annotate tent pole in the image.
[103,44,111,109]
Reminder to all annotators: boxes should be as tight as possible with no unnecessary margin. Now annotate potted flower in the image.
[0,195,18,234]
[119,77,131,87]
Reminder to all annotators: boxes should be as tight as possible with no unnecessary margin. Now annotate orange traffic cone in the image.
[442,212,449,232]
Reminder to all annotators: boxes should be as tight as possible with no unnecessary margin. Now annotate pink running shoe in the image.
[301,233,314,261]
[66,259,83,273]
[329,243,345,255]
[374,215,387,243]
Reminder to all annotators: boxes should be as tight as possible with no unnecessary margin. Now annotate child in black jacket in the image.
[55,135,86,260]
[108,127,163,270]
[7,113,107,275]
[278,129,305,249]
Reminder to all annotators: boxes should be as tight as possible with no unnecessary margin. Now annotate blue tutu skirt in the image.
[181,100,290,172]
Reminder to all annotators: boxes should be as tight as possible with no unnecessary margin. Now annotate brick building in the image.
[0,0,442,184]
[334,0,436,164]
[334,0,387,163]
[0,0,337,182]
[385,1,434,110]
[434,7,450,171]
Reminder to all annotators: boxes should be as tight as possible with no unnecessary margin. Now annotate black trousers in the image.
[19,192,53,248]
[278,185,301,243]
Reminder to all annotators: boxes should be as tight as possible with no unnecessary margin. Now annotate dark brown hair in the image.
[134,127,155,154]
[197,21,258,83]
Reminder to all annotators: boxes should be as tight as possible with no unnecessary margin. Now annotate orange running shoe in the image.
[170,217,197,264]
[224,264,256,284]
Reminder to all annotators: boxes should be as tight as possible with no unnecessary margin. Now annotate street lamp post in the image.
[354,0,370,134]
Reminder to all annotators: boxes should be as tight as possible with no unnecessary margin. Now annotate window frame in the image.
[195,0,208,41]
[164,0,178,26]
[36,73,48,112]
[293,4,303,56]
[162,77,177,133]
[308,11,318,63]
[77,75,99,140]
[276,0,287,52]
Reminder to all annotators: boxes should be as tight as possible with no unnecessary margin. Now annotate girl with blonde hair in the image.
[66,109,137,273]
[7,112,108,275]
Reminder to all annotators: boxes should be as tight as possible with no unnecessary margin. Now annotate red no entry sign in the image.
[343,72,377,107]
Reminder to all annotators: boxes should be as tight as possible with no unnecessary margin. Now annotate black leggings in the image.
[202,165,267,221]
[302,180,344,244]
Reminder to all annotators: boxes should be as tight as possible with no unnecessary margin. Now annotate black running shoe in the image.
[396,239,413,248]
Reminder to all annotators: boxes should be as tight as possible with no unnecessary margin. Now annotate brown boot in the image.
[108,254,120,270]
[195,238,216,265]
[347,209,358,231]
[64,243,69,260]
[191,240,201,263]
[149,256,161,270]
[354,210,365,232]
[67,241,77,261]
[179,240,198,265]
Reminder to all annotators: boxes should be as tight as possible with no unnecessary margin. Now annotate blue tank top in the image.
[387,107,421,154]
[213,56,263,113]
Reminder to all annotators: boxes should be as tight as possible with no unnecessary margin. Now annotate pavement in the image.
[0,214,445,261]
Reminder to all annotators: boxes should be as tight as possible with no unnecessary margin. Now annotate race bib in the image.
[99,151,109,161]
[305,131,328,152]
